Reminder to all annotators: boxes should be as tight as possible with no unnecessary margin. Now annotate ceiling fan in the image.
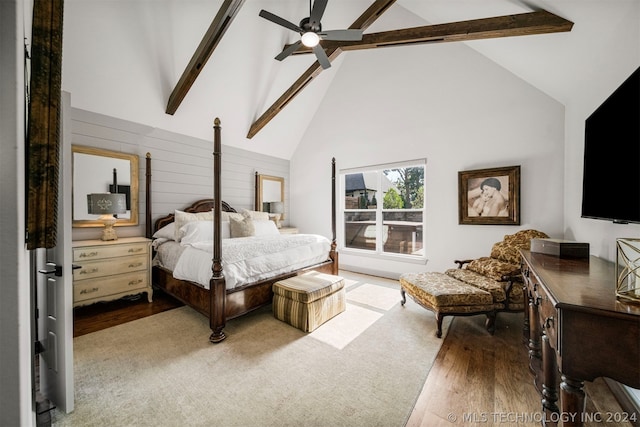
[259,0,363,69]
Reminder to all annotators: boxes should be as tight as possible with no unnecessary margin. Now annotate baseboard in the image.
[604,379,640,427]
[340,264,400,280]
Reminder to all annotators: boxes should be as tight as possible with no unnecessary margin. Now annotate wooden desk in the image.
[521,250,640,426]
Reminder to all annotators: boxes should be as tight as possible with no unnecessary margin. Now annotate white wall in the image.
[0,0,33,425]
[291,40,565,277]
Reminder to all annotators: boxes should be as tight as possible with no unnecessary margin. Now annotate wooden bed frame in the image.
[145,118,338,343]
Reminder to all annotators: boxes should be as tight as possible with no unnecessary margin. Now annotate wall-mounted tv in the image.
[581,66,640,224]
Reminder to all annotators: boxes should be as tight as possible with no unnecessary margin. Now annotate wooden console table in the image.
[521,250,640,426]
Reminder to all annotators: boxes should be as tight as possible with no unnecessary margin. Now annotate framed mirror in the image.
[72,145,139,227]
[255,173,285,220]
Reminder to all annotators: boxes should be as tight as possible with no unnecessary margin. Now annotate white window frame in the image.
[339,159,426,262]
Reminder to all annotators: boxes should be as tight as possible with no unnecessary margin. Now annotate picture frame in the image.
[458,165,520,225]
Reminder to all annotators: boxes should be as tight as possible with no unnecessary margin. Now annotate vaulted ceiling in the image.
[61,1,639,159]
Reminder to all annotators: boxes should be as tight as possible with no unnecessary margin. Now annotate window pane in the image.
[382,211,423,256]
[344,211,378,251]
[383,167,424,209]
[345,172,378,209]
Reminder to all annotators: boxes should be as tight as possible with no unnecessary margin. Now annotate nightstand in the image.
[72,236,153,307]
[278,227,299,234]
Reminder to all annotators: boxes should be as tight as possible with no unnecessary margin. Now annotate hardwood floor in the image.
[73,289,183,337]
[407,311,634,427]
[73,288,634,426]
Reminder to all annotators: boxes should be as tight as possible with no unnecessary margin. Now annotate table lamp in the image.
[87,193,126,240]
[269,201,284,228]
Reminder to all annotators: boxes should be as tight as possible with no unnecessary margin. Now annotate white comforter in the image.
[172,234,331,289]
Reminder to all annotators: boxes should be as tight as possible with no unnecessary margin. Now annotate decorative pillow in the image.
[490,241,522,265]
[152,222,175,241]
[230,216,255,238]
[253,219,280,236]
[174,210,214,241]
[221,211,243,222]
[466,257,521,282]
[240,209,270,221]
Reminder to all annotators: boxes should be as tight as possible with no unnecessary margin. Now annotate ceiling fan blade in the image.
[319,29,363,41]
[312,44,331,69]
[309,0,328,28]
[259,9,303,33]
[275,40,303,61]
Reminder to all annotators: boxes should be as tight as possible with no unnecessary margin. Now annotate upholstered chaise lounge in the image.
[400,229,549,337]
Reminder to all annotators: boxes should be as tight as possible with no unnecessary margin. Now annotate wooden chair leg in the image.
[435,312,444,338]
[485,311,497,335]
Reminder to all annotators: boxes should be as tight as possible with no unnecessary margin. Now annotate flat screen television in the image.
[581,66,640,224]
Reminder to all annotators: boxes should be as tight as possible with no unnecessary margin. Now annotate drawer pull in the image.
[128,262,143,268]
[128,279,143,286]
[78,251,98,258]
[80,287,99,295]
[128,248,144,253]
[79,268,99,275]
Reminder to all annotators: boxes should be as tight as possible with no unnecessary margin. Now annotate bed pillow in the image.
[174,210,214,241]
[230,215,255,238]
[152,222,175,241]
[253,219,280,236]
[179,220,231,244]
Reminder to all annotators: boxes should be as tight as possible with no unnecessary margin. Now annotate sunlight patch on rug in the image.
[347,283,400,311]
[309,303,383,350]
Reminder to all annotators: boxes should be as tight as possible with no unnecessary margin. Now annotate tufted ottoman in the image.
[273,271,346,332]
[399,272,497,338]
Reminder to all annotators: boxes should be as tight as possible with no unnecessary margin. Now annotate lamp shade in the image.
[87,193,126,215]
[269,201,284,214]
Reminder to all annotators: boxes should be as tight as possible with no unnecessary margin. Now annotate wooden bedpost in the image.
[145,152,152,239]
[330,157,339,275]
[210,117,227,343]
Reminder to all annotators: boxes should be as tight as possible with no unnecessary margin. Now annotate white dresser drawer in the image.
[73,241,148,262]
[74,271,149,305]
[73,254,148,280]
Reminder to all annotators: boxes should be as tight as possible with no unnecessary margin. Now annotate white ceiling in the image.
[62,0,639,159]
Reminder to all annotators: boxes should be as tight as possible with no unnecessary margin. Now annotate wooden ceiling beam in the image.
[288,10,573,55]
[246,0,397,139]
[166,0,245,115]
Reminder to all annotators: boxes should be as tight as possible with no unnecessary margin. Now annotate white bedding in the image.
[157,234,331,290]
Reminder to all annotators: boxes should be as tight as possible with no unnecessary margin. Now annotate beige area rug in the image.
[53,272,451,427]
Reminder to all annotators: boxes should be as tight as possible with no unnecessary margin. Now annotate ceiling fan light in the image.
[301,32,320,47]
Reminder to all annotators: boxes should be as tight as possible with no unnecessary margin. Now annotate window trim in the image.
[340,159,427,261]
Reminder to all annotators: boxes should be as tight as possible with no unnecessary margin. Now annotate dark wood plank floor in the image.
[73,289,183,337]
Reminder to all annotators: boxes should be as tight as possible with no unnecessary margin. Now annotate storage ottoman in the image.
[273,271,346,332]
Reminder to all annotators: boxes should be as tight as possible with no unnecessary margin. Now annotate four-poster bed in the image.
[145,118,338,343]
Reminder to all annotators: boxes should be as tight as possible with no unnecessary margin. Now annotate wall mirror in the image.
[72,145,139,227]
[255,173,285,220]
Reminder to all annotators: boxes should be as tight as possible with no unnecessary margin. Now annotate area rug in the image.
[53,273,450,427]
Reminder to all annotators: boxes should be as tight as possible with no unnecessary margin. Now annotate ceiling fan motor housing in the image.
[300,17,321,33]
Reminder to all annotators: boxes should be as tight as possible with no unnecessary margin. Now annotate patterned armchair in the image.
[445,229,549,312]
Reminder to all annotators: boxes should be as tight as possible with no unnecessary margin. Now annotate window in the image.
[342,160,425,259]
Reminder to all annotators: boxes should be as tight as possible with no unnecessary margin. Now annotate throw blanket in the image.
[173,234,331,289]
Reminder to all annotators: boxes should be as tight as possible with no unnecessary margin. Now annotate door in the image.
[36,91,74,413]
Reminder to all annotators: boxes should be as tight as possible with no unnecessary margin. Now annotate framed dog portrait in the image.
[458,165,520,225]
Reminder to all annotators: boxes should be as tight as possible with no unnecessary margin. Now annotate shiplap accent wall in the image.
[70,108,289,241]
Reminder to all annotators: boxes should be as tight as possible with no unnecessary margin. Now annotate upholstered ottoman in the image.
[399,272,497,338]
[273,272,346,332]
